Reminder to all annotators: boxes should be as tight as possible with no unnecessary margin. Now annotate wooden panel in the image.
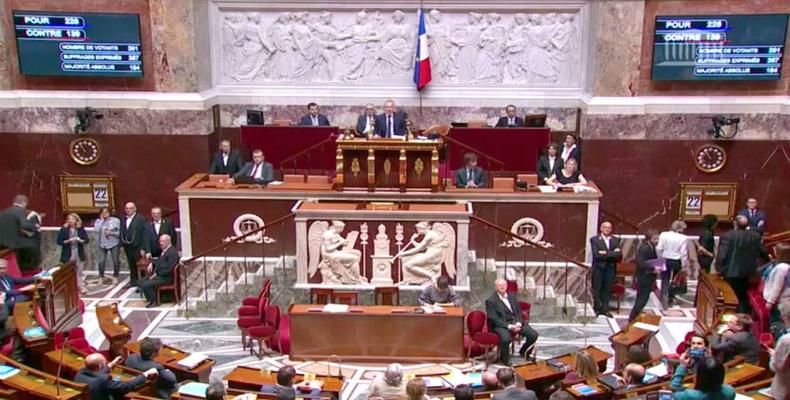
[288,305,465,362]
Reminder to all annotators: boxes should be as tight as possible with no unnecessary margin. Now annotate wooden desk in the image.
[124,341,214,383]
[13,301,53,363]
[609,314,661,368]
[335,138,442,191]
[612,362,766,399]
[95,302,132,358]
[514,345,613,389]
[38,262,81,332]
[566,381,610,399]
[224,365,343,397]
[42,347,140,382]
[553,346,613,372]
[0,353,87,400]
[289,304,465,363]
[695,271,738,335]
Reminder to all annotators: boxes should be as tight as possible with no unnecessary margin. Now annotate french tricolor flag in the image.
[413,8,432,91]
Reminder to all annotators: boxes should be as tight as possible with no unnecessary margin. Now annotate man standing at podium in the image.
[495,105,524,128]
[298,102,330,126]
[375,99,407,139]
[356,104,377,136]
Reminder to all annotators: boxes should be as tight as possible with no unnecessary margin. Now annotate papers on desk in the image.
[322,304,350,313]
[177,382,209,398]
[444,372,482,388]
[176,353,209,369]
[423,376,445,388]
[35,266,59,279]
[757,387,774,398]
[267,180,284,186]
[632,322,660,332]
[571,383,598,395]
[573,185,597,193]
[538,185,556,193]
[421,304,445,314]
[0,365,20,380]
[645,363,669,378]
[735,394,756,400]
[232,394,257,400]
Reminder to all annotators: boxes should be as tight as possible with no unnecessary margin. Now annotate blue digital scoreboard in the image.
[652,14,788,80]
[13,11,143,77]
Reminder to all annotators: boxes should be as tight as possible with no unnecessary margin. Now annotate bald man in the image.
[75,353,157,400]
[120,201,148,287]
[139,234,179,308]
[485,279,539,365]
[621,363,645,390]
[590,221,622,318]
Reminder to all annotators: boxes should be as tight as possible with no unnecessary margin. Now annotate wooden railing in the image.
[279,135,336,174]
[600,208,641,234]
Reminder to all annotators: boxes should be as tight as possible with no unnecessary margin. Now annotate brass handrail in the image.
[279,136,336,167]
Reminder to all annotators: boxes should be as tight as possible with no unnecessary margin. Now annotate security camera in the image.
[74,107,103,133]
[707,115,740,139]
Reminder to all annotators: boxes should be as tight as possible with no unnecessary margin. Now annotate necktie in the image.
[750,210,755,218]
[250,164,259,178]
[312,116,318,126]
[388,115,393,137]
[467,169,472,182]
[2,278,9,291]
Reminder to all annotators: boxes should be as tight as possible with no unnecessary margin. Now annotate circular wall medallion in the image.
[695,144,727,173]
[69,137,100,166]
[510,217,545,243]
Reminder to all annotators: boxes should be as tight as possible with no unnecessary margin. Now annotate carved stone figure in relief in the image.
[504,13,530,82]
[376,10,414,75]
[551,13,576,84]
[268,12,298,80]
[234,13,273,81]
[308,221,368,285]
[426,10,457,79]
[394,222,456,285]
[524,14,558,83]
[475,13,507,83]
[312,11,352,81]
[341,11,381,81]
[221,13,245,78]
[449,12,483,83]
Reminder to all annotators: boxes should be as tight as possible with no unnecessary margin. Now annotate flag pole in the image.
[418,1,424,116]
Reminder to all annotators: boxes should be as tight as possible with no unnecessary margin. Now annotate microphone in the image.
[329,354,343,378]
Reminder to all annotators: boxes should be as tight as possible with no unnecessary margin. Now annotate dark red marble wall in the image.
[584,140,790,235]
[4,0,156,91]
[0,132,215,226]
[639,0,790,96]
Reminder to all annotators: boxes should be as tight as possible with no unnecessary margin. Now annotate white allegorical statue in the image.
[308,220,368,285]
[393,222,456,285]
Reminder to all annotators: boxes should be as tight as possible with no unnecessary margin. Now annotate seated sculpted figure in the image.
[394,222,455,285]
[308,220,368,285]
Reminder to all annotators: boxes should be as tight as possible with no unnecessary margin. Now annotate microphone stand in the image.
[561,249,569,317]
[328,354,343,379]
[55,343,65,399]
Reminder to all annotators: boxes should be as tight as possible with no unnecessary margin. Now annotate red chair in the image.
[506,280,518,294]
[273,314,291,354]
[238,283,271,317]
[748,282,770,337]
[466,311,499,367]
[675,330,697,354]
[518,301,532,323]
[236,296,268,349]
[156,264,181,305]
[612,283,626,311]
[248,304,281,359]
[241,280,272,307]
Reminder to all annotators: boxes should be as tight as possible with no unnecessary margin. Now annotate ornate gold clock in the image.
[694,144,726,173]
[69,137,100,166]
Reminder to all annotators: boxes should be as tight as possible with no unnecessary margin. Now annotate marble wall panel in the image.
[592,0,645,97]
[582,113,790,140]
[0,0,10,90]
[149,0,199,92]
[0,107,213,134]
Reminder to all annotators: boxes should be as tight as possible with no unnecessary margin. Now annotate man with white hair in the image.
[139,234,179,308]
[356,104,377,136]
[367,363,407,399]
[144,206,177,259]
[486,279,539,365]
[656,220,688,308]
[374,99,407,139]
[75,353,157,400]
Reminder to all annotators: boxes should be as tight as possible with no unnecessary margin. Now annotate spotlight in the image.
[74,107,104,134]
[707,115,740,139]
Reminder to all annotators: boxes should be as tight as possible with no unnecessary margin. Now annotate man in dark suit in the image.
[485,279,539,365]
[140,234,179,308]
[491,368,538,400]
[712,313,760,363]
[356,104,377,136]
[75,353,156,400]
[717,216,768,313]
[495,104,524,128]
[628,229,660,322]
[0,195,41,270]
[455,152,487,188]
[375,99,407,138]
[298,102,330,126]
[120,202,147,288]
[125,338,177,398]
[536,143,563,184]
[208,139,244,176]
[144,207,177,259]
[229,149,274,185]
[560,134,582,169]
[0,258,41,313]
[737,197,767,235]
[590,221,622,318]
[261,365,320,397]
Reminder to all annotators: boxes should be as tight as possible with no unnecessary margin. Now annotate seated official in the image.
[298,102,330,127]
[229,149,274,185]
[537,143,563,184]
[0,258,48,313]
[563,350,598,383]
[356,104,377,136]
[374,99,408,139]
[671,357,735,400]
[75,353,157,400]
[619,364,645,390]
[495,104,524,128]
[206,383,227,400]
[546,158,586,187]
[485,279,539,365]
[453,384,474,400]
[492,368,538,400]
[367,363,407,399]
[455,153,486,189]
[712,313,760,364]
[419,275,461,306]
[261,365,320,398]
[139,234,178,308]
[125,338,177,398]
[209,139,244,176]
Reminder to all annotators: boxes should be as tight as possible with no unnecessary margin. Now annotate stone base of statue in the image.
[370,255,394,285]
